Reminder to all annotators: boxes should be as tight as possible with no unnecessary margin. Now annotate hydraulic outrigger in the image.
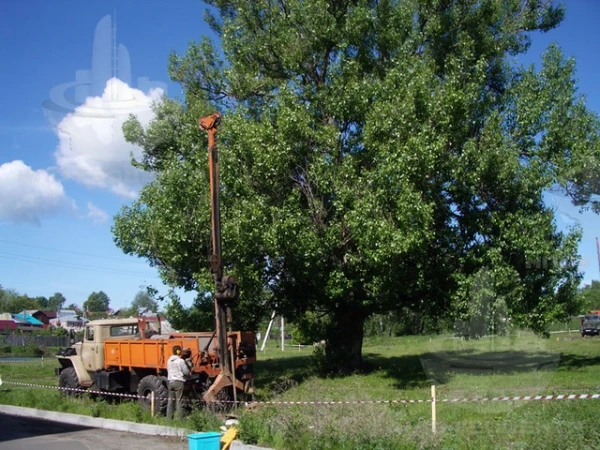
[199,113,242,405]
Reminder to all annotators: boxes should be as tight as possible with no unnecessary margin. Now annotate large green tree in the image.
[114,0,600,372]
[48,292,67,312]
[0,290,40,314]
[128,290,159,315]
[83,291,111,313]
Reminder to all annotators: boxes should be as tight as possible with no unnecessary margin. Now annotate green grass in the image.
[0,360,219,432]
[246,333,600,449]
[0,345,60,358]
[1,334,600,449]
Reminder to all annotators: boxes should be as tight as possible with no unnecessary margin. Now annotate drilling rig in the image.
[55,113,255,413]
[199,112,245,404]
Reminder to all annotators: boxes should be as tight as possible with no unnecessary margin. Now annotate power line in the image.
[0,250,153,275]
[0,239,134,262]
[0,253,159,279]
[0,251,160,279]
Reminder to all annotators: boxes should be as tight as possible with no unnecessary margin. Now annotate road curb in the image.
[1,405,189,437]
[231,442,273,450]
[1,405,274,449]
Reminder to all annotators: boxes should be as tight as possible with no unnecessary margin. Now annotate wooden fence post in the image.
[431,385,437,434]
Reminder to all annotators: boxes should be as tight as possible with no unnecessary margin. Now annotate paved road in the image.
[0,414,189,450]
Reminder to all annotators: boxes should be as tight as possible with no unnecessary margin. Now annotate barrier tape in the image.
[4,381,141,400]
[246,399,430,405]
[2,380,599,406]
[439,394,600,403]
[0,359,43,363]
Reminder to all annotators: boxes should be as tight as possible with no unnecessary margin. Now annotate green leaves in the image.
[83,291,110,313]
[112,0,599,369]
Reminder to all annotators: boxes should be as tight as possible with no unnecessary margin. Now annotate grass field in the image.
[1,332,599,449]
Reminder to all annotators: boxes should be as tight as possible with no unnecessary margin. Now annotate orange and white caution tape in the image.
[2,380,600,406]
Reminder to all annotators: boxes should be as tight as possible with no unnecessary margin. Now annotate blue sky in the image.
[0,1,599,312]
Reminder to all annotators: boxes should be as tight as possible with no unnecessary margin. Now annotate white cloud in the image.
[0,160,74,225]
[55,78,163,199]
[86,202,109,224]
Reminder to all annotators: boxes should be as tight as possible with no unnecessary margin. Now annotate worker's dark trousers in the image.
[166,380,185,419]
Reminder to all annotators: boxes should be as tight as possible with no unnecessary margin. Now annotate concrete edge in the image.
[0,405,190,438]
[1,405,274,449]
[230,442,274,450]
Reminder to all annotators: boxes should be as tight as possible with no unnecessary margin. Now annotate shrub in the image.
[239,412,267,444]
[187,409,222,431]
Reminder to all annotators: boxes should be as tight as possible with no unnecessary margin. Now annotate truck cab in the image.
[80,318,146,371]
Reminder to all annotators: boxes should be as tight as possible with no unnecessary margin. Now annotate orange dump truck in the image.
[56,316,256,413]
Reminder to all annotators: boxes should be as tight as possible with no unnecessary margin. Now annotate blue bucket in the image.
[187,432,221,450]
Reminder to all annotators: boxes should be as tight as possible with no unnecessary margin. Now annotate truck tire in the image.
[59,367,81,397]
[137,375,168,415]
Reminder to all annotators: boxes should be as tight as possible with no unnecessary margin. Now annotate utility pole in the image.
[199,112,240,405]
[596,237,600,278]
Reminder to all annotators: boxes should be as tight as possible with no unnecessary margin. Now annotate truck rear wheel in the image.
[59,367,81,397]
[137,375,168,415]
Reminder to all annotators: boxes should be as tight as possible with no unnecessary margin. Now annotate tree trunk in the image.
[326,309,366,373]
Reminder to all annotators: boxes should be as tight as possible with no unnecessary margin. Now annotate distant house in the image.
[25,310,58,328]
[42,310,58,322]
[12,313,44,326]
[12,315,30,329]
[49,309,88,331]
[0,319,16,333]
[12,313,44,331]
[133,313,174,334]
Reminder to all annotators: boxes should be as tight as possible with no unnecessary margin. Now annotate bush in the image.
[24,345,43,357]
[33,327,69,337]
[187,409,222,431]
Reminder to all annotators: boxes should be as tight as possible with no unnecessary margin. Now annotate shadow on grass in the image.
[254,348,600,395]
[555,353,600,370]
[364,349,579,387]
[363,353,431,389]
[253,354,315,397]
[419,349,561,384]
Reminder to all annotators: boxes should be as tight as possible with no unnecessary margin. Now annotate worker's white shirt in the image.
[167,355,190,382]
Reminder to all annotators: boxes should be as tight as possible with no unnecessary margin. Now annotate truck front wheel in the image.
[137,375,168,415]
[59,367,81,397]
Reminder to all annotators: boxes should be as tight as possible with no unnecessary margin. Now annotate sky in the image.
[0,1,599,312]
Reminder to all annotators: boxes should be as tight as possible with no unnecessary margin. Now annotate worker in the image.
[166,345,190,419]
